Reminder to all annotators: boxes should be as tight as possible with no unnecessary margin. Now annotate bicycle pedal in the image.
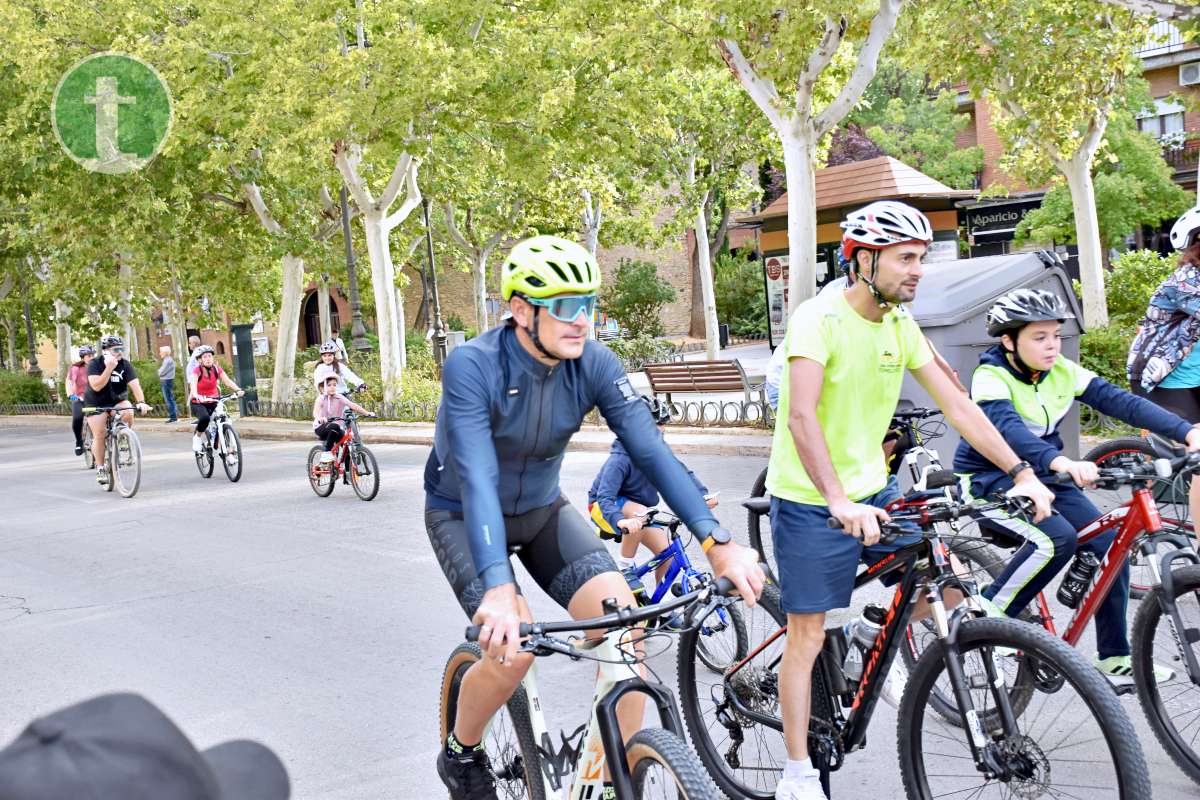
[1112,683,1137,696]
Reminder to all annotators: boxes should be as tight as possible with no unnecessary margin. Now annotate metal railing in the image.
[1164,138,1200,172]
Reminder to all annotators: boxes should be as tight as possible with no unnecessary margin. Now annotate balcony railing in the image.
[1138,20,1189,58]
[1164,138,1200,172]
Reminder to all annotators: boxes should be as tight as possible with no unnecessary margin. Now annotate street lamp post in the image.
[423,198,448,369]
[340,186,370,352]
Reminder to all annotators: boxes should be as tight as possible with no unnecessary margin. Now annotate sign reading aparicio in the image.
[966,199,1042,235]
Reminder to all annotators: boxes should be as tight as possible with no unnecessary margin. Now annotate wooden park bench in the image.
[642,360,764,406]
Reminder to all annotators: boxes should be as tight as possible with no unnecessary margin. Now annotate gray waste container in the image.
[899,251,1085,475]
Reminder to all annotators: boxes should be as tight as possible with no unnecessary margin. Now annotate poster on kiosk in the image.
[764,255,788,349]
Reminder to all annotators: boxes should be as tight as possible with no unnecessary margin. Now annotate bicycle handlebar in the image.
[825,495,1023,537]
[464,577,737,642]
[1054,451,1199,488]
[891,407,941,421]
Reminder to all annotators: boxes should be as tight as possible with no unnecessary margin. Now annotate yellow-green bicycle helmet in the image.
[501,235,600,300]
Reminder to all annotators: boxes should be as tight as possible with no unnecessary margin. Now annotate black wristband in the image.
[1006,460,1032,481]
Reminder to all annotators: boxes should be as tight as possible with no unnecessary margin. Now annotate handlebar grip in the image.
[826,517,843,529]
[712,577,737,596]
[826,516,897,543]
[465,623,533,642]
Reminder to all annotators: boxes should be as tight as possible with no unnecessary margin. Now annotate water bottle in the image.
[842,604,886,682]
[1056,551,1101,609]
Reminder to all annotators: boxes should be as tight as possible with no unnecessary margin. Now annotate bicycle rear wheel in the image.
[195,443,214,478]
[677,582,787,799]
[626,728,720,799]
[899,616,1151,799]
[439,642,545,800]
[82,428,95,469]
[112,427,142,498]
[1133,563,1200,784]
[220,424,242,482]
[350,445,379,501]
[307,446,335,497]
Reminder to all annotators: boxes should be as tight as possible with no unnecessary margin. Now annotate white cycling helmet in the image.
[840,201,934,260]
[1170,205,1200,250]
[319,340,338,354]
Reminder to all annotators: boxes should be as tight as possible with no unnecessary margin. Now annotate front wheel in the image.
[1133,563,1200,784]
[220,424,243,482]
[111,427,142,498]
[307,446,335,497]
[899,616,1151,800]
[626,728,720,799]
[694,602,748,674]
[349,445,379,501]
[746,465,773,571]
[439,642,545,800]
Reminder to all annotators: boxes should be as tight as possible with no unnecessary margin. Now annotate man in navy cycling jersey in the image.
[425,235,764,800]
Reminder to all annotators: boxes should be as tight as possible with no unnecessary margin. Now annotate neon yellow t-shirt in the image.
[766,290,933,505]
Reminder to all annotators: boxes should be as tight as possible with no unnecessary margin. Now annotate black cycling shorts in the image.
[1134,384,1200,425]
[426,494,617,618]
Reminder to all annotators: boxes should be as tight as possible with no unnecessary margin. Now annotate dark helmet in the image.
[986,289,1073,338]
[641,395,670,425]
[99,335,124,350]
[78,344,95,357]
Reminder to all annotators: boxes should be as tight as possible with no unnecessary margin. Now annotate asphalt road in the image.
[0,419,1196,799]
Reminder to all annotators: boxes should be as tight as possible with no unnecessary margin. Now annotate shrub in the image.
[714,253,767,336]
[606,334,675,372]
[600,259,676,338]
[0,370,51,404]
[1106,249,1174,324]
[1079,322,1136,388]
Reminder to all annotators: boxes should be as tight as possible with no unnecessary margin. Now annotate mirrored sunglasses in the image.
[525,294,597,323]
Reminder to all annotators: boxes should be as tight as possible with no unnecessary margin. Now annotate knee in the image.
[785,620,826,663]
[480,650,535,683]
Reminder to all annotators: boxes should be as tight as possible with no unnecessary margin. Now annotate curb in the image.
[1,415,772,458]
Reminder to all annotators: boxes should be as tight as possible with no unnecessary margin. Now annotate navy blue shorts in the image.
[770,477,921,614]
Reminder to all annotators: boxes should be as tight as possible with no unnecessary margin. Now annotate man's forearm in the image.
[788,413,848,505]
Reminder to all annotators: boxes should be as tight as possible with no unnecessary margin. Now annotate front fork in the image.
[929,588,1020,776]
[1152,542,1200,685]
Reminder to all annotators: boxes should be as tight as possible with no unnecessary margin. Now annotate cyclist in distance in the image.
[954,288,1200,682]
[312,340,365,395]
[768,201,1054,800]
[312,373,372,463]
[84,335,152,485]
[187,345,244,454]
[425,234,764,800]
[67,344,95,456]
[587,394,718,596]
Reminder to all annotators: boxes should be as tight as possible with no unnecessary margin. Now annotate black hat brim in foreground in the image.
[202,740,290,800]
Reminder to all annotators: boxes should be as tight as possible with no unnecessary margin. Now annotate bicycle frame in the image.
[1040,483,1200,682]
[502,629,688,799]
[315,412,359,479]
[719,533,1005,768]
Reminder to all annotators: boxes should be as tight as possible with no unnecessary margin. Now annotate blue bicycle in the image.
[609,508,748,673]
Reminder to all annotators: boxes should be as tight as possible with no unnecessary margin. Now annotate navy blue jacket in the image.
[424,325,719,591]
[955,345,1192,476]
[587,438,708,533]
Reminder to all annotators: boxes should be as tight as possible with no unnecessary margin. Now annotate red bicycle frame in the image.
[313,423,355,480]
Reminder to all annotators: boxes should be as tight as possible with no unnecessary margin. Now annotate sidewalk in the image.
[0,414,772,457]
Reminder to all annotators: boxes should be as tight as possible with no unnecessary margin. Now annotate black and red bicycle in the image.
[306,407,380,501]
[680,473,1150,799]
[919,451,1200,786]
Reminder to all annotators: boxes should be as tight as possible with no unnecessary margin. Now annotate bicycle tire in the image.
[82,428,95,469]
[195,442,214,479]
[220,424,242,483]
[1132,563,1200,785]
[899,616,1151,800]
[695,603,748,674]
[350,445,379,501]
[307,446,335,497]
[677,581,787,800]
[1086,436,1183,599]
[746,465,773,570]
[438,642,545,800]
[112,427,142,498]
[103,431,116,493]
[626,728,720,800]
[901,537,1036,727]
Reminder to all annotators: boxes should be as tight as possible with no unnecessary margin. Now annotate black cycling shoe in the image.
[437,747,498,800]
[74,445,83,456]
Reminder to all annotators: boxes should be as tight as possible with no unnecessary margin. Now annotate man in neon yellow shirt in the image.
[768,201,1056,800]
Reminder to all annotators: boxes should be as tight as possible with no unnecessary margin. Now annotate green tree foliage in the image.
[600,259,677,338]
[1016,109,1190,251]
[714,253,767,337]
[0,371,51,404]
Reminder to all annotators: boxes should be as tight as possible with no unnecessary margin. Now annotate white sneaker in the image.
[319,452,335,464]
[880,657,909,709]
[192,434,204,453]
[776,772,826,800]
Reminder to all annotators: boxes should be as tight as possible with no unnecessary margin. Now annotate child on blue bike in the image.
[588,395,719,595]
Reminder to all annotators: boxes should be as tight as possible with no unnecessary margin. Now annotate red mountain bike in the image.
[914,451,1200,785]
[306,408,380,501]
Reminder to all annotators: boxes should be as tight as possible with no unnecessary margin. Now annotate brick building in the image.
[955,20,1200,260]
